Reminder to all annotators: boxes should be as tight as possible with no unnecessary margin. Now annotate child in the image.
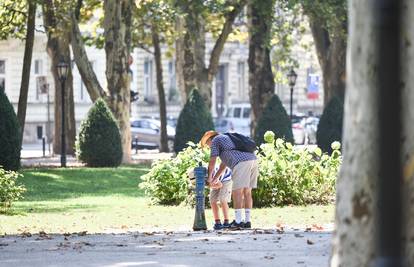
[209,165,232,230]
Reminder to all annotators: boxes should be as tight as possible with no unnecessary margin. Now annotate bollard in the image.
[193,162,207,231]
[42,137,46,158]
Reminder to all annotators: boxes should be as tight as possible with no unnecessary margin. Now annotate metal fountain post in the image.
[193,162,207,231]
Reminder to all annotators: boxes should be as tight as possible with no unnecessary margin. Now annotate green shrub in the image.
[76,98,123,167]
[253,131,341,207]
[141,131,342,207]
[140,142,210,205]
[174,89,214,153]
[317,96,344,154]
[254,94,293,145]
[0,167,26,213]
[0,90,21,171]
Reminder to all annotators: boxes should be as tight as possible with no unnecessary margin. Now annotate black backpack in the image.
[224,133,256,153]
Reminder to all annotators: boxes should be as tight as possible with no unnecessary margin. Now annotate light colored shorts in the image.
[232,160,259,190]
[209,180,233,203]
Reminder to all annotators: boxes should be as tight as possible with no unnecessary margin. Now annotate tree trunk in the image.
[402,2,414,264]
[70,12,106,102]
[247,0,275,137]
[330,0,413,265]
[17,0,36,143]
[104,0,132,164]
[151,25,168,152]
[308,16,346,105]
[178,1,246,108]
[43,1,76,155]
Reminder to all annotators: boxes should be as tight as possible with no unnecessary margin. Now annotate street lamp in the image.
[56,59,69,167]
[287,68,297,120]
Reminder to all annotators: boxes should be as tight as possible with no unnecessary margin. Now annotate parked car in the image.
[291,115,320,145]
[225,103,251,137]
[130,118,175,151]
[303,116,319,144]
[214,117,235,134]
[291,114,306,144]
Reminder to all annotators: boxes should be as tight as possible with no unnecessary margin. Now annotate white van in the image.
[225,103,251,137]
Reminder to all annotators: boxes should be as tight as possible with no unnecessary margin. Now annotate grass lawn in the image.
[0,165,334,234]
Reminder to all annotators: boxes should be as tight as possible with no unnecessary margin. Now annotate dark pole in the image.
[373,0,403,266]
[290,86,293,120]
[60,79,66,167]
[47,90,51,155]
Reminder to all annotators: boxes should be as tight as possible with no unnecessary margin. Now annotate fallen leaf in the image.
[77,231,87,236]
[307,239,314,245]
[199,251,207,255]
[264,256,274,260]
[294,233,304,238]
[0,243,8,247]
[116,244,127,247]
[21,232,32,238]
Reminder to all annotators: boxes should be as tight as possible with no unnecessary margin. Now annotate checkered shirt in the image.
[210,134,256,169]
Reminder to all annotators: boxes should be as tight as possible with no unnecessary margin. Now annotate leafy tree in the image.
[43,0,77,154]
[290,0,347,104]
[316,96,343,154]
[76,99,123,167]
[0,91,21,171]
[175,0,247,107]
[0,0,27,40]
[133,0,178,152]
[0,0,36,144]
[174,89,214,153]
[254,94,293,145]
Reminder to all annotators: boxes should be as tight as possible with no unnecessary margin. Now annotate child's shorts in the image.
[209,180,233,203]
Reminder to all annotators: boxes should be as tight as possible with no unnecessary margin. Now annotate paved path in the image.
[0,229,331,267]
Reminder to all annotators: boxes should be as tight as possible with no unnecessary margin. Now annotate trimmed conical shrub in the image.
[174,89,214,153]
[316,96,344,154]
[76,98,122,167]
[254,94,293,145]
[0,90,21,171]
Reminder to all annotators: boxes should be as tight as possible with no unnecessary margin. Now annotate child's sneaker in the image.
[243,221,251,229]
[229,220,244,230]
[222,221,231,228]
[213,222,223,230]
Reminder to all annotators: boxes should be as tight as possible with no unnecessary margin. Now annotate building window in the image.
[143,59,153,97]
[34,59,43,100]
[167,60,177,102]
[237,62,245,98]
[34,59,43,75]
[215,64,227,117]
[0,60,5,93]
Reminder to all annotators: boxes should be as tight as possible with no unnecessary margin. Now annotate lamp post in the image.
[56,59,69,167]
[287,69,297,120]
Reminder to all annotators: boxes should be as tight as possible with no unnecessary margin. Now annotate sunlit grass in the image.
[0,165,334,234]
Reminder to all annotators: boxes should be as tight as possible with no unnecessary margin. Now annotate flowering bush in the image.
[140,132,342,207]
[140,142,210,205]
[0,167,26,213]
[254,131,341,207]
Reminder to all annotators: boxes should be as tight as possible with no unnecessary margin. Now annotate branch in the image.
[75,0,83,20]
[136,43,154,55]
[207,0,247,79]
[70,12,106,101]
